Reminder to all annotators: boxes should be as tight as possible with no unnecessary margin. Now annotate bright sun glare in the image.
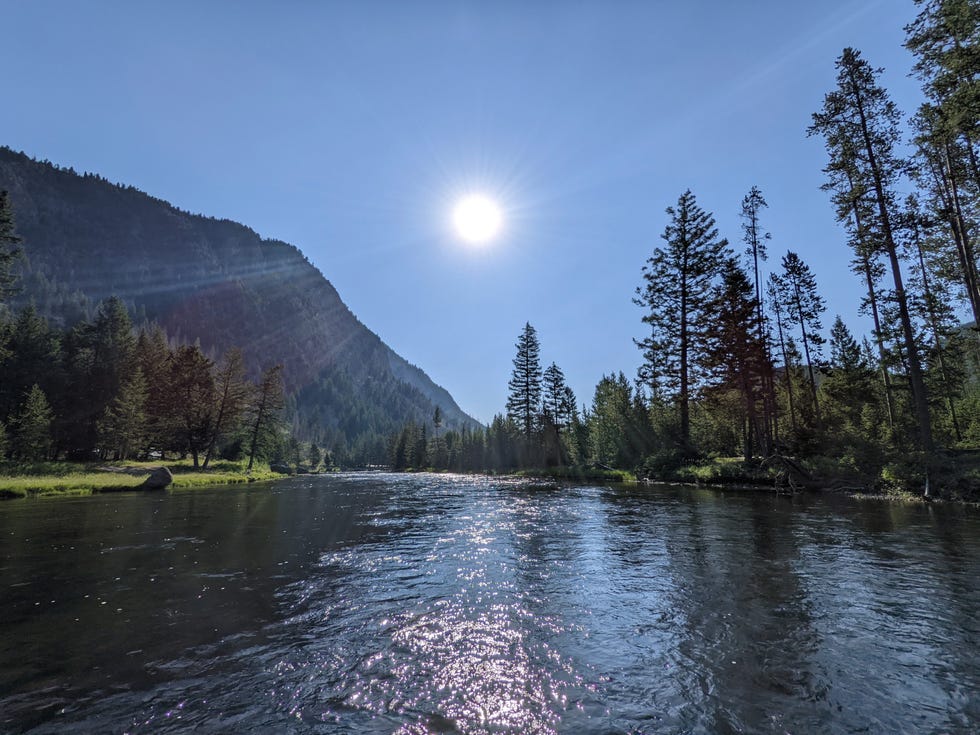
[453,194,503,244]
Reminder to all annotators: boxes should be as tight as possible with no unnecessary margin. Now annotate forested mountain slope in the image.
[0,147,479,459]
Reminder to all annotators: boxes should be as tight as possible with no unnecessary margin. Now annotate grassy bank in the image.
[0,459,285,499]
[650,453,980,501]
[513,466,639,484]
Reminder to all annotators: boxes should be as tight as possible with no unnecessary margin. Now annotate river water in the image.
[0,473,978,734]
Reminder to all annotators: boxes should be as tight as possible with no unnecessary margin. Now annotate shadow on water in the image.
[0,474,409,731]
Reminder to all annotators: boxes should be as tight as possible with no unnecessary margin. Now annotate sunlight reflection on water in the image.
[2,473,979,733]
[268,477,602,734]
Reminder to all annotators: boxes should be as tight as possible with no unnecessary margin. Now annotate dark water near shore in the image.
[1,473,978,734]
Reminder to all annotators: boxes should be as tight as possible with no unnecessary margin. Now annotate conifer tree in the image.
[910,102,980,325]
[635,189,731,447]
[703,259,768,461]
[202,348,249,468]
[740,186,776,451]
[823,316,878,431]
[901,196,966,441]
[809,47,934,453]
[767,275,798,434]
[905,0,980,171]
[97,368,148,460]
[542,361,577,440]
[71,297,138,451]
[308,442,323,471]
[506,322,543,440]
[286,436,302,471]
[12,384,53,461]
[411,423,428,468]
[772,251,826,425]
[246,364,284,471]
[821,317,884,466]
[0,306,60,421]
[169,344,215,468]
[841,162,897,427]
[136,327,175,457]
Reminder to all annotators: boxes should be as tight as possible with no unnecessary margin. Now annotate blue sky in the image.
[2,0,929,423]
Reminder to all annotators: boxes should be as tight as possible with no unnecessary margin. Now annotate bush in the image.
[641,447,695,479]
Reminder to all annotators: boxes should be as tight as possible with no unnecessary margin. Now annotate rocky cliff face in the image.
[0,147,480,449]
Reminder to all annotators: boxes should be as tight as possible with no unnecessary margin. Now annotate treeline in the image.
[389,324,650,475]
[0,211,296,468]
[390,5,980,492]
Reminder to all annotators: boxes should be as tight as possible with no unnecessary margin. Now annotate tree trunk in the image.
[844,177,896,428]
[791,280,822,426]
[679,272,690,446]
[246,400,266,473]
[848,64,934,454]
[773,304,797,434]
[911,222,963,442]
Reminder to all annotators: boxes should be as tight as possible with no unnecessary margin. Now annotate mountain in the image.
[0,147,481,458]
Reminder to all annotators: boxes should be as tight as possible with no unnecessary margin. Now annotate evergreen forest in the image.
[388,5,980,498]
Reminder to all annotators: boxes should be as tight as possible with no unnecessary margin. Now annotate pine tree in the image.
[411,423,428,468]
[136,327,175,457]
[840,161,898,427]
[809,47,934,454]
[830,316,864,370]
[587,373,650,469]
[71,297,137,452]
[246,365,284,471]
[823,316,878,431]
[910,102,980,325]
[12,384,53,461]
[308,442,323,471]
[906,0,980,165]
[0,306,60,421]
[900,195,966,441]
[506,322,543,440]
[635,190,731,447]
[169,344,215,468]
[202,348,249,468]
[767,275,798,434]
[286,436,302,471]
[772,251,826,426]
[740,186,776,451]
[97,368,148,460]
[703,259,768,462]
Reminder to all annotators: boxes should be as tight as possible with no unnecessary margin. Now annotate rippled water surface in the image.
[1,473,979,734]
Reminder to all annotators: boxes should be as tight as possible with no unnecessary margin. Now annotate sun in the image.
[453,194,503,244]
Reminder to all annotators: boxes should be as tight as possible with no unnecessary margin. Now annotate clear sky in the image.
[1,0,930,423]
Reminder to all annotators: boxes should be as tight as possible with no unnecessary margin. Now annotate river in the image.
[0,473,978,734]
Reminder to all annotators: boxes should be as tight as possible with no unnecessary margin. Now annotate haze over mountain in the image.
[0,147,480,460]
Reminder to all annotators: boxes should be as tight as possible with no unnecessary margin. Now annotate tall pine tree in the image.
[506,322,543,440]
[635,189,730,447]
[809,47,934,454]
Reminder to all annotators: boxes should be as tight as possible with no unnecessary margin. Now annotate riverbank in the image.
[508,453,980,503]
[0,459,286,499]
[666,453,980,502]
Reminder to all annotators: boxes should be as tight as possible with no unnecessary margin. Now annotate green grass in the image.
[513,466,638,484]
[672,456,773,485]
[0,458,285,499]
